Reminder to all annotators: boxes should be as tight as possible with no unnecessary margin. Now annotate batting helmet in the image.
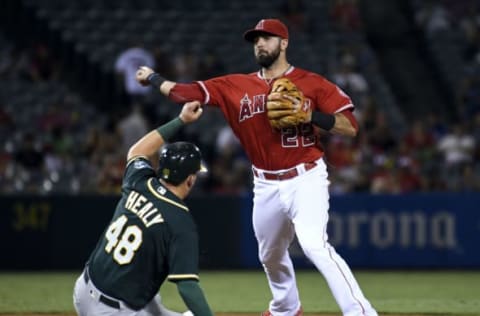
[158,142,207,185]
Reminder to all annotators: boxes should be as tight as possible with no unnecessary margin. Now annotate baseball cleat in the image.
[261,306,303,316]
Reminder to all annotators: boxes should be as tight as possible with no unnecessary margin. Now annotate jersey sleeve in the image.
[122,156,156,190]
[168,83,206,103]
[166,228,200,282]
[315,77,354,114]
[196,75,233,107]
[168,77,229,107]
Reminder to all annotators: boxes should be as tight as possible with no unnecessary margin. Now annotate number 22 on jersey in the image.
[104,215,143,265]
[281,124,315,147]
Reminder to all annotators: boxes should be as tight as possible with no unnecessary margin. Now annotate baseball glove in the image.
[266,77,312,129]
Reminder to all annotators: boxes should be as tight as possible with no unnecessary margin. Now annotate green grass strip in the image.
[0,270,479,315]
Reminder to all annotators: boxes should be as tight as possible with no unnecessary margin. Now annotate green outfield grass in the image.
[0,270,479,315]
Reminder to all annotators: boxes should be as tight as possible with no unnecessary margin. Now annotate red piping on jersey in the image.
[336,103,354,113]
[196,81,210,104]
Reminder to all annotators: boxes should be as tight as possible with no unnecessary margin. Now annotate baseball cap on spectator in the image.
[243,19,289,42]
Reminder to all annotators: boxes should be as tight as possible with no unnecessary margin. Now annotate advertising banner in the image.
[240,193,480,268]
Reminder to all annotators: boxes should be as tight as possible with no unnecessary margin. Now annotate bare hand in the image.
[136,66,154,86]
[267,92,302,111]
[179,101,203,123]
[281,94,303,111]
[283,94,311,121]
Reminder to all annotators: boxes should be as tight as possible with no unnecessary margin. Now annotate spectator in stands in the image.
[324,134,361,194]
[437,123,475,187]
[402,120,436,163]
[396,165,423,193]
[457,164,480,191]
[356,95,378,133]
[425,111,448,141]
[367,110,397,153]
[81,126,102,160]
[87,119,124,193]
[438,123,476,165]
[50,126,74,158]
[395,140,423,192]
[369,157,400,194]
[116,103,149,154]
[43,142,64,175]
[15,132,45,172]
[332,54,369,104]
[211,125,250,194]
[78,126,105,192]
[38,102,71,133]
[96,153,124,194]
[414,0,451,35]
[348,133,372,192]
[4,4,480,196]
[471,112,480,146]
[0,150,13,190]
[115,42,155,104]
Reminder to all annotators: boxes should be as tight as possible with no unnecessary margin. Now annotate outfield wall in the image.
[241,193,480,269]
[0,193,479,269]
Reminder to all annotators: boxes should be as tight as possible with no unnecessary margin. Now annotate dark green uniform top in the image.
[87,157,200,310]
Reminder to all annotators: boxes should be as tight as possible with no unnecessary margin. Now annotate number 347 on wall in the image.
[12,202,51,232]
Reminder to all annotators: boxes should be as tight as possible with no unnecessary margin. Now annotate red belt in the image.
[253,162,317,181]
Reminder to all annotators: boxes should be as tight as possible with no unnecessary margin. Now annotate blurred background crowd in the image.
[0,0,479,196]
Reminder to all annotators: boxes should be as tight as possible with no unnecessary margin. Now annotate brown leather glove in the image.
[266,78,312,129]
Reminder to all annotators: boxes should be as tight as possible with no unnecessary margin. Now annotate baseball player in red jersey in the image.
[136,18,377,316]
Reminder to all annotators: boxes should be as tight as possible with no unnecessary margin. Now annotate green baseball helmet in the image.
[158,142,207,185]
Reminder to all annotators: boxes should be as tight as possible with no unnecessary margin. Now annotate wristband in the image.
[147,73,166,88]
[311,112,335,131]
[156,117,184,141]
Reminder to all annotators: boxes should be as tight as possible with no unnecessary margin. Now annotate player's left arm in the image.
[176,280,214,316]
[311,108,358,138]
[329,110,358,137]
[310,78,358,137]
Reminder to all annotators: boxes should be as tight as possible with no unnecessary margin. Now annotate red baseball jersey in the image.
[197,67,354,170]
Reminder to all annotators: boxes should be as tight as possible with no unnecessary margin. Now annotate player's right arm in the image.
[136,66,205,103]
[176,280,214,316]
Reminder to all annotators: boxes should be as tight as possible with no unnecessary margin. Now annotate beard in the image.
[255,45,281,68]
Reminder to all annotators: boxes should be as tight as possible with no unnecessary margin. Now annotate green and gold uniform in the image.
[83,156,200,311]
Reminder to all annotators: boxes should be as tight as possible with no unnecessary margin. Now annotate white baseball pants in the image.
[252,158,378,316]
